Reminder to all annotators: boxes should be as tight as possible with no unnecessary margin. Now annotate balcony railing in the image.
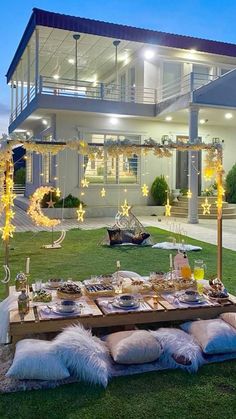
[9,72,220,124]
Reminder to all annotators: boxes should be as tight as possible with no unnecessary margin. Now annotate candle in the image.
[25,257,30,275]
[116,260,121,269]
[169,254,173,269]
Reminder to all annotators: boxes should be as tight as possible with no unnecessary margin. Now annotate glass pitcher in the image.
[193,260,206,280]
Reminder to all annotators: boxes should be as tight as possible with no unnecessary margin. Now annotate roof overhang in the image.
[6,8,236,83]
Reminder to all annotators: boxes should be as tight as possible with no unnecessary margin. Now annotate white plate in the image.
[50,304,82,316]
[44,282,64,290]
[178,295,204,304]
[111,298,140,310]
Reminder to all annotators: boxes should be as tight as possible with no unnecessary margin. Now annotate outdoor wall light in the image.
[200,119,208,124]
[110,117,119,125]
[225,112,233,119]
[165,116,172,121]
[144,50,155,59]
[53,74,60,80]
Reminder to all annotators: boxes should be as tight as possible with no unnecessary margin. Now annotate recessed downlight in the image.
[225,112,233,119]
[165,116,172,122]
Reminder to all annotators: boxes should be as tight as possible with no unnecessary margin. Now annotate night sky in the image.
[1,0,235,133]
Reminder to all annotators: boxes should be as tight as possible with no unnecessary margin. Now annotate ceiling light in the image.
[26,131,31,135]
[200,119,206,124]
[53,74,60,80]
[110,117,118,125]
[165,116,172,122]
[68,58,75,64]
[144,50,155,59]
[42,119,48,125]
[190,49,197,53]
[225,112,233,119]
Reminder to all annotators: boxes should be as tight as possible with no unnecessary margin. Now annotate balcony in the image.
[9,72,220,127]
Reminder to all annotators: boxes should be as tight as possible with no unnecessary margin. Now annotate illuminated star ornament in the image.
[81,178,89,188]
[187,190,192,199]
[165,198,172,217]
[100,187,106,198]
[201,197,211,215]
[55,188,61,198]
[141,184,149,197]
[77,203,85,222]
[121,199,131,216]
[46,197,56,208]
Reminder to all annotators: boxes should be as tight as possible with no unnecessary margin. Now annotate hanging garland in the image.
[27,186,61,228]
[0,155,16,241]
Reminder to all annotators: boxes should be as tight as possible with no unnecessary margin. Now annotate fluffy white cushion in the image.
[52,324,110,387]
[105,330,162,364]
[220,312,236,329]
[6,339,70,380]
[150,328,204,373]
[181,319,236,355]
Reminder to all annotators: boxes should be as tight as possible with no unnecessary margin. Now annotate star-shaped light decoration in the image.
[81,178,89,188]
[121,199,131,217]
[46,198,56,208]
[55,188,61,198]
[77,203,85,222]
[201,197,211,215]
[100,187,106,198]
[165,198,172,217]
[187,190,192,199]
[141,184,149,197]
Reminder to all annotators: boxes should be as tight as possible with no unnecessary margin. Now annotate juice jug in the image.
[193,260,206,280]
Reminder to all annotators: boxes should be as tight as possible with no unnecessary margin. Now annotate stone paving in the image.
[1,206,236,251]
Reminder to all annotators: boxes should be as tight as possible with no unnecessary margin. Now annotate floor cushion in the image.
[220,312,236,330]
[150,328,204,373]
[132,232,150,245]
[52,324,110,387]
[107,228,122,245]
[181,319,236,355]
[6,339,70,380]
[105,330,162,364]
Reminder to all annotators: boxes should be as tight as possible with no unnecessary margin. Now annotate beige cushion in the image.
[220,312,236,329]
[105,330,162,364]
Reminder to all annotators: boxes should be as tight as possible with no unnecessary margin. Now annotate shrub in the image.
[14,167,26,185]
[151,175,169,205]
[226,164,236,203]
[41,193,83,208]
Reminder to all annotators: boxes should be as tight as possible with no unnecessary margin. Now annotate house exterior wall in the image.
[24,112,236,207]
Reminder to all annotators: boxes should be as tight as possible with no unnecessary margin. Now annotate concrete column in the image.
[35,28,39,92]
[188,106,199,224]
[27,45,31,104]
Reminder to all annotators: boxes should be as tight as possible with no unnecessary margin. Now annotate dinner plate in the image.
[111,298,140,310]
[44,281,64,290]
[47,304,82,316]
[178,294,205,304]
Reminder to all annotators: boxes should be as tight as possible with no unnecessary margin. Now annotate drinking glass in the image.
[35,280,42,291]
[193,260,206,281]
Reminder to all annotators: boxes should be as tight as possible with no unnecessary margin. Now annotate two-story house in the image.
[6,8,236,223]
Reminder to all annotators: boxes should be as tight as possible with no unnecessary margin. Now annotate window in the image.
[26,152,33,183]
[163,62,182,98]
[192,65,211,89]
[83,133,140,184]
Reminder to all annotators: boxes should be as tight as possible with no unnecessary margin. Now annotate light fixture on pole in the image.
[73,34,81,85]
[113,40,121,86]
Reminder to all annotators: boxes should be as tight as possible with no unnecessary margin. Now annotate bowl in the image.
[59,300,77,313]
[119,294,136,307]
[184,290,200,302]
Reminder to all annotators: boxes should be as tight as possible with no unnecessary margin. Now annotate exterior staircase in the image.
[171,196,236,219]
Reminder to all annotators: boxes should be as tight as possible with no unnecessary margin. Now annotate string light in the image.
[77,203,85,222]
[201,198,211,215]
[121,199,131,216]
[55,188,61,198]
[165,198,172,217]
[81,178,89,188]
[100,187,106,197]
[0,156,16,241]
[27,186,61,228]
[141,184,149,197]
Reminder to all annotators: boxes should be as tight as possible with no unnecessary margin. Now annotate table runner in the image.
[160,291,214,309]
[96,296,152,315]
[39,297,94,319]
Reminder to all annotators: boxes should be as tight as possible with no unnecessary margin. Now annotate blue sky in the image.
[1,0,236,133]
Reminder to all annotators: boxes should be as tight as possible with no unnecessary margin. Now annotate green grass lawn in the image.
[0,227,235,419]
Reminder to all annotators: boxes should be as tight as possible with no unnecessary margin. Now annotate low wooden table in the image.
[9,286,236,345]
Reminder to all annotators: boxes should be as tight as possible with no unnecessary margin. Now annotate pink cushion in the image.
[220,312,236,329]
